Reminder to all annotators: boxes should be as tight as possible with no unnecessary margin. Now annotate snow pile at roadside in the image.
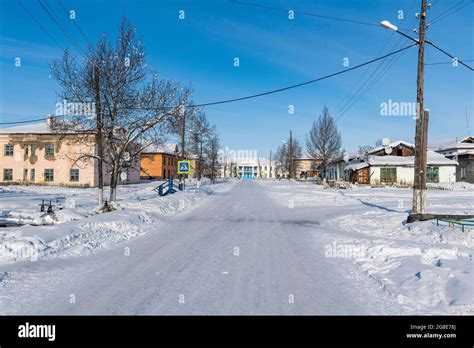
[427,181,474,191]
[330,211,473,314]
[0,179,236,264]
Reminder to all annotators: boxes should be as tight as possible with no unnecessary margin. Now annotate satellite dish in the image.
[343,152,349,163]
[384,146,393,155]
[382,138,390,146]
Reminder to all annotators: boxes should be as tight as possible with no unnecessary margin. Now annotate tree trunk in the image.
[109,161,119,203]
[94,66,104,206]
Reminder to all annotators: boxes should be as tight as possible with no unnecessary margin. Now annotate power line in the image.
[16,0,64,50]
[429,0,473,25]
[0,44,416,125]
[426,39,474,70]
[333,1,420,120]
[57,0,91,43]
[426,59,474,65]
[38,0,88,57]
[155,44,417,109]
[230,0,390,28]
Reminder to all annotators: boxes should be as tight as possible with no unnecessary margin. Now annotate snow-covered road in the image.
[0,180,408,315]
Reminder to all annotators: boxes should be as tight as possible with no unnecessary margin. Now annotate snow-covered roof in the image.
[344,162,369,171]
[367,151,457,166]
[368,140,414,155]
[333,140,414,164]
[142,143,178,155]
[428,136,474,152]
[0,117,90,135]
[0,122,54,134]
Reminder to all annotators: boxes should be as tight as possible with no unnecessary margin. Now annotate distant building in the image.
[139,143,181,180]
[293,155,320,179]
[0,119,140,187]
[429,136,474,183]
[222,157,276,179]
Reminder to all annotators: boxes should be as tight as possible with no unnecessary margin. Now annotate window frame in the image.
[45,144,55,156]
[426,166,439,183]
[3,168,13,181]
[4,144,14,156]
[44,168,54,182]
[380,167,397,183]
[70,168,80,182]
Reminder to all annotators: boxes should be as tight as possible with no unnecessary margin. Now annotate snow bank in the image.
[330,211,473,314]
[0,179,237,264]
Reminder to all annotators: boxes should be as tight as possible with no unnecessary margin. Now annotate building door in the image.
[356,168,369,184]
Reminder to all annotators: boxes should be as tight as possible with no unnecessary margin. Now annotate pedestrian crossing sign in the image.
[177,160,190,174]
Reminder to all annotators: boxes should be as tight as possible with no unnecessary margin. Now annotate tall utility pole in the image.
[412,0,428,214]
[288,130,293,179]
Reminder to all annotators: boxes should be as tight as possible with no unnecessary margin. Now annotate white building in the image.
[222,157,276,179]
[330,140,457,185]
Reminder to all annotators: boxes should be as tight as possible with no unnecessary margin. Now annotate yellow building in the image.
[0,120,140,187]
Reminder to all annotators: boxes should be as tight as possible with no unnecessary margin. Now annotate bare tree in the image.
[275,136,302,178]
[306,105,342,180]
[189,111,212,182]
[206,133,220,184]
[52,18,191,204]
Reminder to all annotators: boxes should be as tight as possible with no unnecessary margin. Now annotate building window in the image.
[45,144,55,156]
[460,167,467,179]
[31,168,35,182]
[3,169,13,181]
[23,169,28,181]
[44,169,54,182]
[31,145,36,156]
[427,167,439,183]
[380,167,397,183]
[24,145,29,156]
[70,168,79,181]
[4,144,13,156]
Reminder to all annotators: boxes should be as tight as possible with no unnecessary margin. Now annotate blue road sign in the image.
[178,160,190,174]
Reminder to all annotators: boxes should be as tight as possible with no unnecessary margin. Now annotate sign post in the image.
[177,160,190,190]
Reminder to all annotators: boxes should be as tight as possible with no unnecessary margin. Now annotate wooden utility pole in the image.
[412,0,428,213]
[93,65,104,205]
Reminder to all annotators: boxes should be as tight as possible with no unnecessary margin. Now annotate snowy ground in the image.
[0,179,236,263]
[0,179,472,315]
[258,180,473,314]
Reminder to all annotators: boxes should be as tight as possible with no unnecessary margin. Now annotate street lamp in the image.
[380,20,419,43]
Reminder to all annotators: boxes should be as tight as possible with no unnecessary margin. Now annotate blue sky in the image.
[0,0,472,157]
